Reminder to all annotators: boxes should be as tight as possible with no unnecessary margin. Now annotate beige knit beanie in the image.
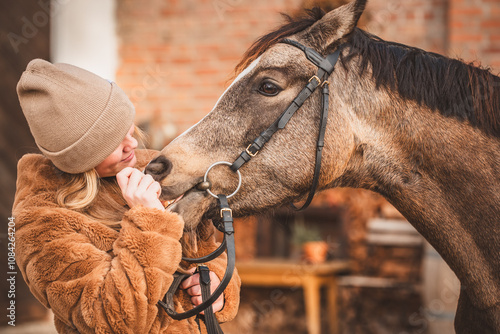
[17,58,135,174]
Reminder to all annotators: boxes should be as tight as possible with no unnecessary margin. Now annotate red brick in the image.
[450,7,482,16]
[449,20,464,29]
[450,34,484,42]
[481,20,500,28]
[484,47,500,54]
[424,12,435,20]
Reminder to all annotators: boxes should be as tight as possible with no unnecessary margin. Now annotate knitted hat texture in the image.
[17,59,135,174]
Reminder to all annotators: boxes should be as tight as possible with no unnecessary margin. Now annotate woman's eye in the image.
[258,82,281,96]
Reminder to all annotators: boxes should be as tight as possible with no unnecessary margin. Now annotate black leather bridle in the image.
[158,39,343,333]
[231,38,343,210]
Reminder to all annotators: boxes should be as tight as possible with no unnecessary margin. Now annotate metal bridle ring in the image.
[203,161,242,199]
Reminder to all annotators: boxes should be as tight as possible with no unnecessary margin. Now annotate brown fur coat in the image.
[12,150,240,333]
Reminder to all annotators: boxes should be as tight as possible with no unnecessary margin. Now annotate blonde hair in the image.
[56,125,145,225]
[56,168,100,211]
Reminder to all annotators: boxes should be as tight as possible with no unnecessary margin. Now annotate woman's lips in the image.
[122,151,135,162]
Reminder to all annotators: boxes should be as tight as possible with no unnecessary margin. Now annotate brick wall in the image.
[116,0,499,147]
[366,0,448,54]
[116,0,302,147]
[449,0,500,70]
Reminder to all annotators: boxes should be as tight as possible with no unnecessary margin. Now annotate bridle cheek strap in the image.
[231,39,343,210]
[292,81,330,210]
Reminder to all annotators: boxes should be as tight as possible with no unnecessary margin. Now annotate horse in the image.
[145,0,500,332]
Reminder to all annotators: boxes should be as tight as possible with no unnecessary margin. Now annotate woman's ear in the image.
[301,0,368,51]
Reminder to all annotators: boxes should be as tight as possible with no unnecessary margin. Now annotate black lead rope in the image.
[158,195,235,334]
[197,265,224,334]
[231,39,343,211]
[181,237,227,263]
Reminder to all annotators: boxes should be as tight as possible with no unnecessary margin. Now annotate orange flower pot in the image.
[302,241,329,264]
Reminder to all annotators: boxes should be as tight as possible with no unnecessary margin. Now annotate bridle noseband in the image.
[158,39,344,333]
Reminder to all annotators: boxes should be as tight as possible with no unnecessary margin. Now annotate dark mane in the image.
[234,8,326,75]
[344,29,500,137]
[237,8,500,137]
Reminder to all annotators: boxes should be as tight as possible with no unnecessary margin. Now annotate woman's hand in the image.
[180,267,224,314]
[116,167,164,211]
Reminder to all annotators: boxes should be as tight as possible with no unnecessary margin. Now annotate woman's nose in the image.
[124,135,138,151]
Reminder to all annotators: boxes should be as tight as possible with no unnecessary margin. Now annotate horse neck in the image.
[335,89,500,309]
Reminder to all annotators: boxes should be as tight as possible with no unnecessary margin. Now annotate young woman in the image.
[12,59,240,333]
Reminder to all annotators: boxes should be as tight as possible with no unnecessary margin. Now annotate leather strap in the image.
[159,40,342,333]
[158,267,224,334]
[159,271,190,314]
[292,81,330,210]
[158,195,235,322]
[277,76,321,129]
[198,265,223,334]
[280,39,338,76]
[182,237,227,263]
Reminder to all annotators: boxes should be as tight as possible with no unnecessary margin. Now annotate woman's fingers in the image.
[190,293,225,313]
[182,269,225,313]
[182,270,221,294]
[125,169,143,195]
[180,272,200,290]
[116,167,164,210]
[148,179,162,198]
[212,296,224,313]
[187,285,201,296]
[136,174,155,195]
[116,167,134,191]
[209,271,221,292]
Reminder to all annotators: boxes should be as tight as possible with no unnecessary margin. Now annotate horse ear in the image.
[304,0,367,50]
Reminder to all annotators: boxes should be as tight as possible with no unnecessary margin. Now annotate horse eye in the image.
[258,82,281,96]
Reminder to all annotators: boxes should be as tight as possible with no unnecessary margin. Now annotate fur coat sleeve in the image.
[12,152,240,333]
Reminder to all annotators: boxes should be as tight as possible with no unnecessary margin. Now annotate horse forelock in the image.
[343,29,500,137]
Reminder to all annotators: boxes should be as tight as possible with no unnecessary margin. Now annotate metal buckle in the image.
[321,80,330,87]
[245,144,258,157]
[220,208,232,217]
[308,75,321,85]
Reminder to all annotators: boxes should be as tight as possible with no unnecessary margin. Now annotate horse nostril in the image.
[144,155,172,181]
[146,162,164,174]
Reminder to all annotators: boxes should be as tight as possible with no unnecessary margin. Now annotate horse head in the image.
[146,0,368,228]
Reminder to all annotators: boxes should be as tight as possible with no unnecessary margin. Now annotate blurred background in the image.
[1,0,499,333]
